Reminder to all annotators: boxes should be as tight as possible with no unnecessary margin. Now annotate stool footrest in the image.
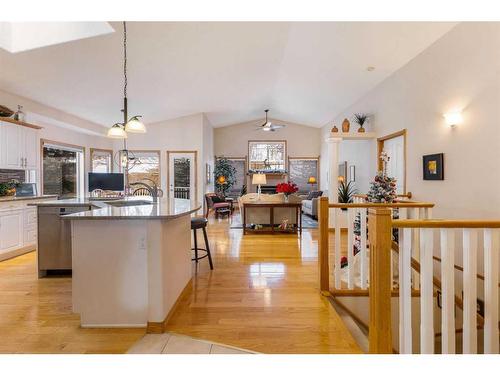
[191,247,210,262]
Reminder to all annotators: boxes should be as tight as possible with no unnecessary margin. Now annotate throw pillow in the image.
[211,195,225,203]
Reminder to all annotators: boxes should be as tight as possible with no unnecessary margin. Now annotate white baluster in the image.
[424,207,432,219]
[399,228,413,354]
[462,229,478,354]
[347,208,354,289]
[335,208,341,289]
[483,229,499,354]
[360,208,368,289]
[413,209,420,290]
[440,228,456,354]
[420,228,434,354]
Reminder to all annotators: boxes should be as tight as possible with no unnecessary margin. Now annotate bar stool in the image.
[191,217,214,270]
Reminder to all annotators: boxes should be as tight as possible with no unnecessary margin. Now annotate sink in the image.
[105,200,153,207]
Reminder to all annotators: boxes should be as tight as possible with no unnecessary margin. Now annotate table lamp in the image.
[252,173,267,200]
[307,176,317,191]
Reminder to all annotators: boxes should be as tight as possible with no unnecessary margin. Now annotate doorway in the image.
[377,130,406,195]
[41,139,85,198]
[167,151,197,202]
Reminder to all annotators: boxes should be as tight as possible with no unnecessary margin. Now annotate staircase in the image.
[318,196,500,354]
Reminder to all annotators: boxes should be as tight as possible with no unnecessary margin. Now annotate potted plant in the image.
[353,113,369,133]
[214,157,237,197]
[338,180,356,210]
[276,181,299,201]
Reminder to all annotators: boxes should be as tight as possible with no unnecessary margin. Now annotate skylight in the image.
[0,22,114,53]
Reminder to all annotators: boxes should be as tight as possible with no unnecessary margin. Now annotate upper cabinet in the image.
[0,120,39,170]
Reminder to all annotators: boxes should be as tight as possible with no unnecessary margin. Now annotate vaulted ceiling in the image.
[0,22,457,128]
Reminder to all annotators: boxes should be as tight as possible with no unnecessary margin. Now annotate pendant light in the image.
[107,21,146,138]
[107,123,128,138]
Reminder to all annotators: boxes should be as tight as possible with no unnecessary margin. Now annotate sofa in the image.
[300,191,323,219]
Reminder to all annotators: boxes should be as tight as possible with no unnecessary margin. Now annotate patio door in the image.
[167,151,197,202]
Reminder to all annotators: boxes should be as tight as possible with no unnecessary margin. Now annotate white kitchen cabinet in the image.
[23,127,38,169]
[0,122,23,169]
[0,209,24,253]
[0,120,39,170]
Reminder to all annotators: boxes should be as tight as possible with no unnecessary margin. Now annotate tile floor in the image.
[127,332,255,354]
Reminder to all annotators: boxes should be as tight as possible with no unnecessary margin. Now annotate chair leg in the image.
[202,227,214,270]
[205,208,209,219]
[193,229,199,263]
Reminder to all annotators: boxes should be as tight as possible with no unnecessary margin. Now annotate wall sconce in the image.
[443,111,463,128]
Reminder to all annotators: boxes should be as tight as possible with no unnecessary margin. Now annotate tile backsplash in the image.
[0,169,26,184]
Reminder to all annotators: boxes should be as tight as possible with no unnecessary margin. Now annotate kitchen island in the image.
[33,197,200,331]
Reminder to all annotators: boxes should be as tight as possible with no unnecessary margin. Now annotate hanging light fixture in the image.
[107,123,128,139]
[107,21,146,138]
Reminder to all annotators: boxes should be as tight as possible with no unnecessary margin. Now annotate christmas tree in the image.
[367,150,397,203]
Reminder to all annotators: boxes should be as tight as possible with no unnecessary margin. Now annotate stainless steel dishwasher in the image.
[37,205,92,277]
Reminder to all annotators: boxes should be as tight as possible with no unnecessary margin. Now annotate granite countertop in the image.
[0,194,58,202]
[29,196,201,220]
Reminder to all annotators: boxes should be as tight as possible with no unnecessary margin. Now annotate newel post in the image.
[368,208,393,354]
[318,197,330,293]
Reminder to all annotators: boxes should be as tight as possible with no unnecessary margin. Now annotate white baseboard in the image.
[0,245,35,262]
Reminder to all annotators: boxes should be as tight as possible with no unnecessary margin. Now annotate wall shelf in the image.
[0,117,43,130]
[328,132,376,140]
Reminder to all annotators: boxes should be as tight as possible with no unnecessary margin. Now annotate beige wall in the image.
[113,113,210,207]
[215,118,321,158]
[321,22,500,219]
[215,118,321,192]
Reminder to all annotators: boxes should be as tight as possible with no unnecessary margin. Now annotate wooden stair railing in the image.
[318,196,434,294]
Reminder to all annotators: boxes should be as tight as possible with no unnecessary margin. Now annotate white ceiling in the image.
[0,22,456,128]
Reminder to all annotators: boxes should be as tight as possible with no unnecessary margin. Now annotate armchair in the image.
[205,193,232,218]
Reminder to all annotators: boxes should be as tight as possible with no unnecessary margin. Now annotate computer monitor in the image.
[88,173,124,192]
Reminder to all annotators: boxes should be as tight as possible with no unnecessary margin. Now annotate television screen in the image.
[88,173,124,192]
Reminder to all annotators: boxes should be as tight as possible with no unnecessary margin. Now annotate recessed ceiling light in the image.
[366,66,375,72]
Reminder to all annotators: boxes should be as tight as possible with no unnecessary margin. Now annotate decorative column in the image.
[326,136,342,226]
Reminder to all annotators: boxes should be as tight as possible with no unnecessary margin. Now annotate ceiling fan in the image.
[256,109,285,132]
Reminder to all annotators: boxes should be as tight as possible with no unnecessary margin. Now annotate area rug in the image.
[229,213,318,229]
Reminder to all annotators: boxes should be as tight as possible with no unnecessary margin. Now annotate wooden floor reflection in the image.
[166,215,361,354]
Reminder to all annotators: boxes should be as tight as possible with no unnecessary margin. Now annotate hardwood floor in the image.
[0,213,360,354]
[0,253,144,353]
[165,215,361,354]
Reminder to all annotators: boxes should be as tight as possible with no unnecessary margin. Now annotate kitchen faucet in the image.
[129,178,160,203]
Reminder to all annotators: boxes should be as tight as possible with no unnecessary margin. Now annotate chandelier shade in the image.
[107,123,127,139]
[125,116,146,133]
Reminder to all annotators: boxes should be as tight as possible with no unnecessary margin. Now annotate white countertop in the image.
[30,196,201,220]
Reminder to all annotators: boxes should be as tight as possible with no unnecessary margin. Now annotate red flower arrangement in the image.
[276,181,299,196]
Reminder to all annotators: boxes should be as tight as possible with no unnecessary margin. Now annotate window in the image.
[90,148,113,173]
[127,151,161,186]
[42,140,84,198]
[288,157,319,194]
[248,141,286,172]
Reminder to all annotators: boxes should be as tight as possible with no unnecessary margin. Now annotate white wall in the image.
[0,89,113,193]
[321,22,500,219]
[202,113,214,194]
[113,113,207,207]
